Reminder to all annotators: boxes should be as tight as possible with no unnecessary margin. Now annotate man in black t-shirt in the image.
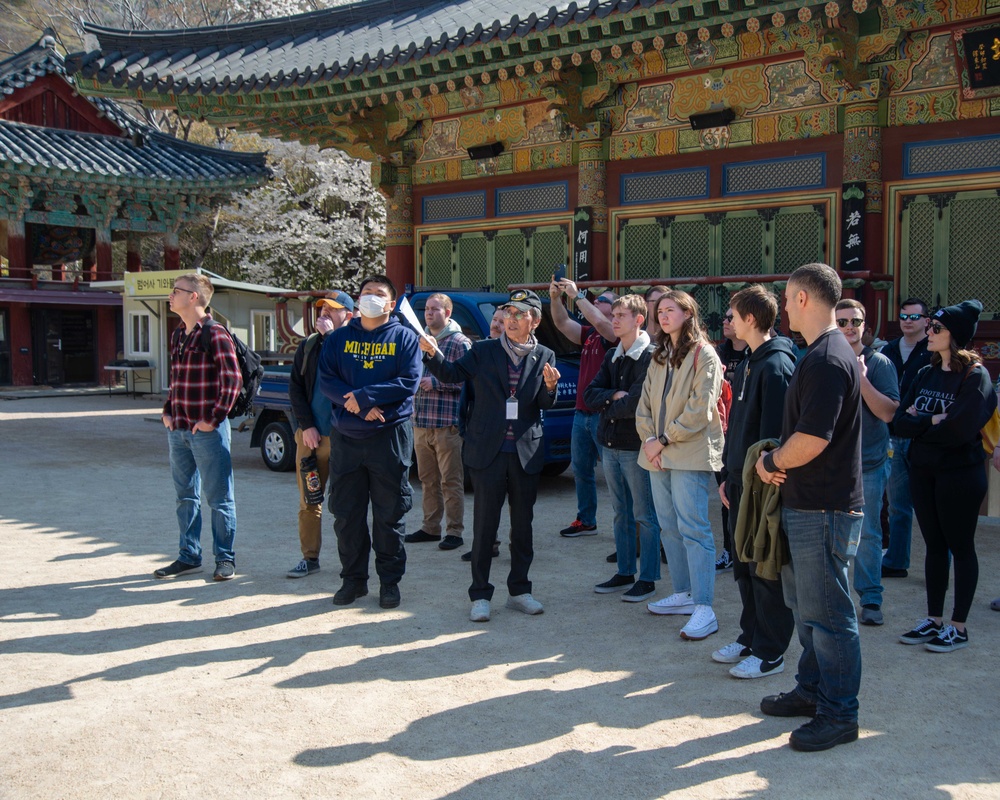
[754,263,864,753]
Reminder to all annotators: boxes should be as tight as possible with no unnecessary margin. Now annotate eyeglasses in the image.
[503,308,528,321]
[723,313,734,322]
[926,321,945,335]
[170,286,197,296]
[899,313,925,322]
[836,318,864,328]
[593,297,614,306]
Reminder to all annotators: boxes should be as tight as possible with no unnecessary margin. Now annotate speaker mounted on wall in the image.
[688,108,736,130]
[467,142,505,160]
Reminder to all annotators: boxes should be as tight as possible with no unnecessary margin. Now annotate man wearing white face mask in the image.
[286,290,354,578]
[318,275,422,610]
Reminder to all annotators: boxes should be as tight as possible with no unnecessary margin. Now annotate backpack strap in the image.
[301,333,322,377]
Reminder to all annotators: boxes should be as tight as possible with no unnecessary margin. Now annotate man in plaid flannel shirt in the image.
[404,293,472,551]
[155,273,242,582]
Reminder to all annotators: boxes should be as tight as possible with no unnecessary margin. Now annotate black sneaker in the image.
[560,519,597,537]
[715,549,733,571]
[606,551,618,563]
[924,625,969,653]
[403,529,440,543]
[622,580,656,603]
[439,535,464,551]
[789,716,859,752]
[213,561,236,581]
[760,689,817,718]
[899,617,942,645]
[594,574,635,594]
[153,560,202,579]
[881,565,908,578]
[379,583,401,609]
[333,582,368,606]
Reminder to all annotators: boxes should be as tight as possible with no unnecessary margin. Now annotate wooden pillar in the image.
[164,232,180,271]
[95,226,113,281]
[81,240,96,281]
[126,233,142,273]
[576,132,609,281]
[6,218,31,280]
[383,166,414,291]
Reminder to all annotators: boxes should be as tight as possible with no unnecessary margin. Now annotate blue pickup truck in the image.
[249,290,581,475]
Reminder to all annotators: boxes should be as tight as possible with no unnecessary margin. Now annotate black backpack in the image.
[199,318,264,418]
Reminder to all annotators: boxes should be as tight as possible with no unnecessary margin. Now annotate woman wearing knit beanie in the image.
[892,299,996,652]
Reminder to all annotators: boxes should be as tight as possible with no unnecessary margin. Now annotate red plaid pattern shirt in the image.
[163,316,242,430]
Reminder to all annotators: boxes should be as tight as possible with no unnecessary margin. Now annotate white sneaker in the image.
[680,605,719,640]
[506,593,544,615]
[712,641,750,664]
[647,591,695,616]
[470,599,491,622]
[729,655,785,679]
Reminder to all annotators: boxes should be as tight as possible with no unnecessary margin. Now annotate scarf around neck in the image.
[501,332,537,366]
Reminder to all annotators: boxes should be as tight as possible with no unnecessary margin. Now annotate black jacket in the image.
[288,333,323,431]
[583,341,654,451]
[424,338,556,474]
[881,336,931,433]
[721,336,796,485]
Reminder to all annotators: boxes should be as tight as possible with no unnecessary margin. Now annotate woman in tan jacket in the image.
[636,290,724,640]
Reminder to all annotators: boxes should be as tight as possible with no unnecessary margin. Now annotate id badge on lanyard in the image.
[506,394,518,420]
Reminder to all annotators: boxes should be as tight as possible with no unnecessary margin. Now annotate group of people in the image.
[151,266,999,754]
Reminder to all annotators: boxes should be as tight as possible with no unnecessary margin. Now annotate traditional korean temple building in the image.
[65,1,1000,356]
[0,34,269,387]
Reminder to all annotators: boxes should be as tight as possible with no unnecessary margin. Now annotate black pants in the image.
[728,482,795,661]
[910,461,985,624]
[715,471,730,554]
[328,424,411,587]
[468,451,539,602]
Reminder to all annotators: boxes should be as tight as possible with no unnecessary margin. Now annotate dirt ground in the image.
[1,394,998,799]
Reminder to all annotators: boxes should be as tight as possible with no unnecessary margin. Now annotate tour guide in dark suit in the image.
[420,289,561,622]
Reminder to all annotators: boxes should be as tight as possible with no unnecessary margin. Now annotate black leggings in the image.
[909,462,986,624]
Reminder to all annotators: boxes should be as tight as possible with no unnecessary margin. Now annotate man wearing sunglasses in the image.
[880,298,932,579]
[835,300,900,627]
[549,276,617,539]
[156,273,242,582]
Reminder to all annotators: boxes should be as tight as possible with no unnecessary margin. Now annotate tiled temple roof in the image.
[0,34,268,188]
[1,33,144,135]
[65,0,681,95]
[0,119,268,187]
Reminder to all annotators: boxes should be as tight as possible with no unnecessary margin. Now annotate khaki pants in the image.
[295,428,330,560]
[414,425,465,537]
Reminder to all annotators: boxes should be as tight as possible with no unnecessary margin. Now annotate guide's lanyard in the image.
[506,392,518,420]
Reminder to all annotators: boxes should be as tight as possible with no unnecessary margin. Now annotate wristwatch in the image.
[658,434,669,446]
[576,290,587,301]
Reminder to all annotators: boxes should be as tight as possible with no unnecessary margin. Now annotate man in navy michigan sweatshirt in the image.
[319,275,422,610]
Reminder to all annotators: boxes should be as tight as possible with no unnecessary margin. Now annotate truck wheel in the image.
[261,421,296,472]
[540,460,570,477]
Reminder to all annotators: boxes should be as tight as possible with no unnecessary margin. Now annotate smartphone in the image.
[553,264,567,282]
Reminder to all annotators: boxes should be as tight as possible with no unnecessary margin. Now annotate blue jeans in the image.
[884,437,912,570]
[603,448,661,583]
[571,411,601,526]
[855,461,889,607]
[649,469,715,606]
[167,420,237,565]
[781,507,863,723]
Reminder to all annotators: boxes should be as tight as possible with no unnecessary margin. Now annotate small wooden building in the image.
[0,34,269,387]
